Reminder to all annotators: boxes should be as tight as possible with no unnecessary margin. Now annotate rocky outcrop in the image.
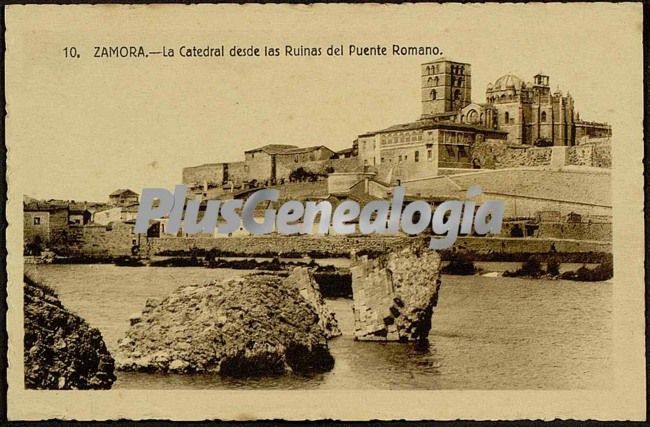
[350,239,442,342]
[115,273,335,376]
[24,275,116,389]
[283,268,341,338]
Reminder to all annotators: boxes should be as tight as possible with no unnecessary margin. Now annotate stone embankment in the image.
[24,274,116,389]
[115,269,339,375]
[350,239,442,342]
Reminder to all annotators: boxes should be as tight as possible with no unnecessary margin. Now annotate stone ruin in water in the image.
[350,239,442,342]
[115,268,340,375]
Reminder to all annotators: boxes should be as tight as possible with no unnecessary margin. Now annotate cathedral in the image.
[420,58,611,146]
[356,58,611,172]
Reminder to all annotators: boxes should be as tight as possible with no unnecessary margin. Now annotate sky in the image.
[6,3,643,202]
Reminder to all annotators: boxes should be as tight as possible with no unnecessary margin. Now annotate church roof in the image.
[492,74,524,90]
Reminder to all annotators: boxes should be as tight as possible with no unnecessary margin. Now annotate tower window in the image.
[414,151,419,162]
[433,76,439,86]
[33,217,41,225]
[427,149,433,160]
[541,111,547,122]
[504,112,510,123]
[454,89,461,101]
[427,77,433,86]
[431,89,437,100]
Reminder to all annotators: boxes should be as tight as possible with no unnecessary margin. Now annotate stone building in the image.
[356,58,611,177]
[357,120,507,175]
[109,189,139,207]
[24,202,70,245]
[421,59,472,118]
[68,203,92,225]
[183,144,337,190]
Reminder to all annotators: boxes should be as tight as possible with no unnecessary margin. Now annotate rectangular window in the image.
[398,155,402,162]
[414,151,420,162]
[33,217,41,225]
[427,149,433,160]
[404,155,408,161]
[458,146,468,157]
[446,145,455,156]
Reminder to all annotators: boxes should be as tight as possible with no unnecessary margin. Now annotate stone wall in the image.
[471,139,611,170]
[51,223,137,256]
[182,163,225,186]
[227,161,248,186]
[470,140,553,169]
[453,236,611,254]
[537,222,612,241]
[566,142,611,168]
[145,235,405,257]
[140,234,612,258]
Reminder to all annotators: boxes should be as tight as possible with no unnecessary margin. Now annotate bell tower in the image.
[421,58,472,117]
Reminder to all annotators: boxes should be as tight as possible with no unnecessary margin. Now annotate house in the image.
[68,202,92,225]
[23,201,69,245]
[93,203,139,225]
[109,189,139,207]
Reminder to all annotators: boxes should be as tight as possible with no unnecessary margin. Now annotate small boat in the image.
[481,271,499,278]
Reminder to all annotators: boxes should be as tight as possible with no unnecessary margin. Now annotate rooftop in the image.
[244,144,298,155]
[109,189,138,197]
[360,118,508,137]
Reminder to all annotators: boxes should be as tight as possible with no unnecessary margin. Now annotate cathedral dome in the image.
[493,74,523,90]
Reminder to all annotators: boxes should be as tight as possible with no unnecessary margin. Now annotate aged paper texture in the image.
[5,3,645,421]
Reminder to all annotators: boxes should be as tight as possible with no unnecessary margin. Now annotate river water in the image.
[25,263,612,390]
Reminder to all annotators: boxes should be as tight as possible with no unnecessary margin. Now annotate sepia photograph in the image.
[5,2,645,421]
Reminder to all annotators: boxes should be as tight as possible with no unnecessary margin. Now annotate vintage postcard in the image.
[5,3,645,421]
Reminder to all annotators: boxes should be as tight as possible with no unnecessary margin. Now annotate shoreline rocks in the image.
[24,274,116,389]
[350,239,442,342]
[115,271,336,376]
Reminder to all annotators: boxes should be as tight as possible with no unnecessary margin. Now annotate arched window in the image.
[454,89,461,100]
[541,111,547,122]
[426,66,431,75]
[504,112,510,123]
[431,89,437,100]
[427,77,433,86]
[433,76,439,86]
[458,78,463,87]
[460,66,465,75]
